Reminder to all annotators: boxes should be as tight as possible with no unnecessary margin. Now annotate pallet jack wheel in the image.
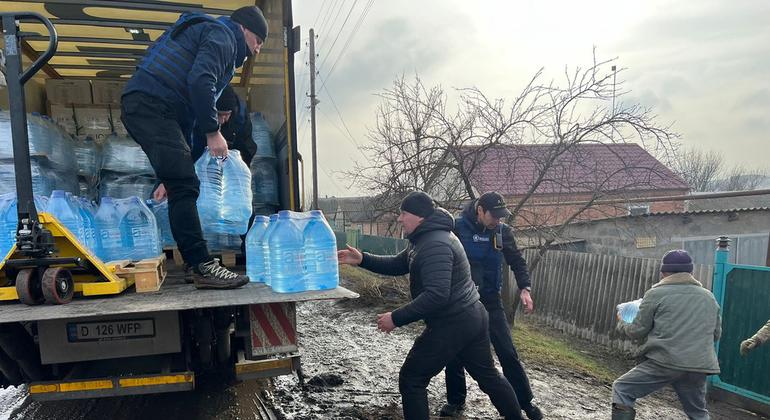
[15,269,44,306]
[41,267,74,305]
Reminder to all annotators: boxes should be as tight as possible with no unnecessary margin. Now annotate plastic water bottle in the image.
[617,299,642,324]
[94,197,123,262]
[303,210,339,291]
[268,211,305,293]
[221,149,252,234]
[75,197,98,253]
[48,190,85,242]
[261,214,278,286]
[0,193,16,259]
[250,158,279,205]
[116,196,160,261]
[246,216,270,283]
[250,113,275,158]
[148,199,175,248]
[195,150,224,223]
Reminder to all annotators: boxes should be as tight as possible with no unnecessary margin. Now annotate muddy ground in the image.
[267,299,766,420]
[1,297,766,419]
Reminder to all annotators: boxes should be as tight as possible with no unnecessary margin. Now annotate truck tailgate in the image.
[0,272,358,323]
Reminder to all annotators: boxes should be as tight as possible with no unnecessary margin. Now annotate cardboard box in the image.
[49,104,126,140]
[92,80,126,105]
[49,104,79,135]
[0,78,46,113]
[45,79,92,105]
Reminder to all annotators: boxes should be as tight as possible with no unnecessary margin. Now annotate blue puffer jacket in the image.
[124,13,249,142]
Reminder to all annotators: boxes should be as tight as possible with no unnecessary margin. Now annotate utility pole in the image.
[309,28,320,210]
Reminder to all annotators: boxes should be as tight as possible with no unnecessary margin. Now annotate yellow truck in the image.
[0,0,355,400]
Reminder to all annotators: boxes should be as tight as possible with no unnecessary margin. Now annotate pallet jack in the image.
[0,12,132,305]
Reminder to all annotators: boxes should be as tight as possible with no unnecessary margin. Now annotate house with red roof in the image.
[468,143,690,227]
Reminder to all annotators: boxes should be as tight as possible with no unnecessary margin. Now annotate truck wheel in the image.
[216,328,231,364]
[16,269,43,305]
[41,267,74,305]
[195,318,213,366]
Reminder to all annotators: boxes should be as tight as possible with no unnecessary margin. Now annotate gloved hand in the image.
[740,338,758,356]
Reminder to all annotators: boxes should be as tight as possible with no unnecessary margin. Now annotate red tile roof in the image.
[468,143,689,196]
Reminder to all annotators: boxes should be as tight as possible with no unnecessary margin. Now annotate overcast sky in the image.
[291,0,770,199]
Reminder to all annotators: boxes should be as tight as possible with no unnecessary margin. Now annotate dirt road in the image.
[267,299,764,420]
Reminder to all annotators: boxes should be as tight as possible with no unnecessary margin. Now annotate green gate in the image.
[711,237,770,406]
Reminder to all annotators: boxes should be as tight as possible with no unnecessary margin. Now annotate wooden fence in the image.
[507,249,714,352]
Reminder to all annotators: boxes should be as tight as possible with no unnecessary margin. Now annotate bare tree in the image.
[715,165,768,191]
[672,148,724,192]
[672,146,768,192]
[348,54,679,268]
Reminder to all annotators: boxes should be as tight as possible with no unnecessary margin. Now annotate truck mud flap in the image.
[28,372,194,401]
[244,302,298,358]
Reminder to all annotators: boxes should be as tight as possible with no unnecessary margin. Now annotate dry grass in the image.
[338,265,410,307]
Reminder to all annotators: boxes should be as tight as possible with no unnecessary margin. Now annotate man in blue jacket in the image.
[121,6,267,289]
[440,192,543,420]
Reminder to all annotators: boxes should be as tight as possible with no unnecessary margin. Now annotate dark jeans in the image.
[399,301,522,420]
[121,91,210,266]
[444,295,534,408]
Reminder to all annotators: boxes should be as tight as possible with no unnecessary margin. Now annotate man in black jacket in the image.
[338,191,523,420]
[440,192,542,419]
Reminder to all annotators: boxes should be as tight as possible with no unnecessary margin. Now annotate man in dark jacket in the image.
[440,192,542,419]
[337,191,524,420]
[121,6,267,289]
[191,85,255,164]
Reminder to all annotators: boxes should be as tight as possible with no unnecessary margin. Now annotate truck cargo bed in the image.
[0,269,358,323]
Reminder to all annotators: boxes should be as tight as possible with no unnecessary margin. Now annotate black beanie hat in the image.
[216,86,239,112]
[231,6,269,42]
[400,191,436,218]
[660,249,694,273]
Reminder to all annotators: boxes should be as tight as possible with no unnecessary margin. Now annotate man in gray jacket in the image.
[612,249,721,420]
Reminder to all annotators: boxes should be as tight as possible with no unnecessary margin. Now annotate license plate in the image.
[67,319,155,342]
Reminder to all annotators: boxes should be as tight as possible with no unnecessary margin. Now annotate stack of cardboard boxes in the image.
[47,79,128,141]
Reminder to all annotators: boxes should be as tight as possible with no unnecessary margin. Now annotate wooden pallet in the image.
[163,247,241,268]
[112,255,167,293]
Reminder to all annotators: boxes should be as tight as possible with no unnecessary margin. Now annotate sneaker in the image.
[439,403,465,417]
[193,259,249,289]
[522,403,543,420]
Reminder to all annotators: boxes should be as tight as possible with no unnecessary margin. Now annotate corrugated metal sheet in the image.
[716,268,770,400]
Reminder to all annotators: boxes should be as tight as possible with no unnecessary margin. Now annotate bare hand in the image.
[337,245,363,265]
[740,338,758,356]
[377,312,395,333]
[520,289,534,314]
[207,131,229,158]
[153,183,167,201]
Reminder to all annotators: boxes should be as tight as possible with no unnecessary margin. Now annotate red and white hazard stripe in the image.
[249,303,298,356]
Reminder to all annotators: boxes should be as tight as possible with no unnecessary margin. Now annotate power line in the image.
[324,0,375,81]
[317,73,359,149]
[311,0,329,28]
[317,1,358,72]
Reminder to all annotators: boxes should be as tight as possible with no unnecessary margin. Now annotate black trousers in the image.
[121,91,211,266]
[444,294,534,408]
[399,301,522,420]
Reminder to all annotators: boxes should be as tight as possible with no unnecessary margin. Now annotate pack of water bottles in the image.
[0,112,79,197]
[195,148,252,251]
[99,134,157,200]
[246,210,339,293]
[0,190,161,263]
[250,113,280,208]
